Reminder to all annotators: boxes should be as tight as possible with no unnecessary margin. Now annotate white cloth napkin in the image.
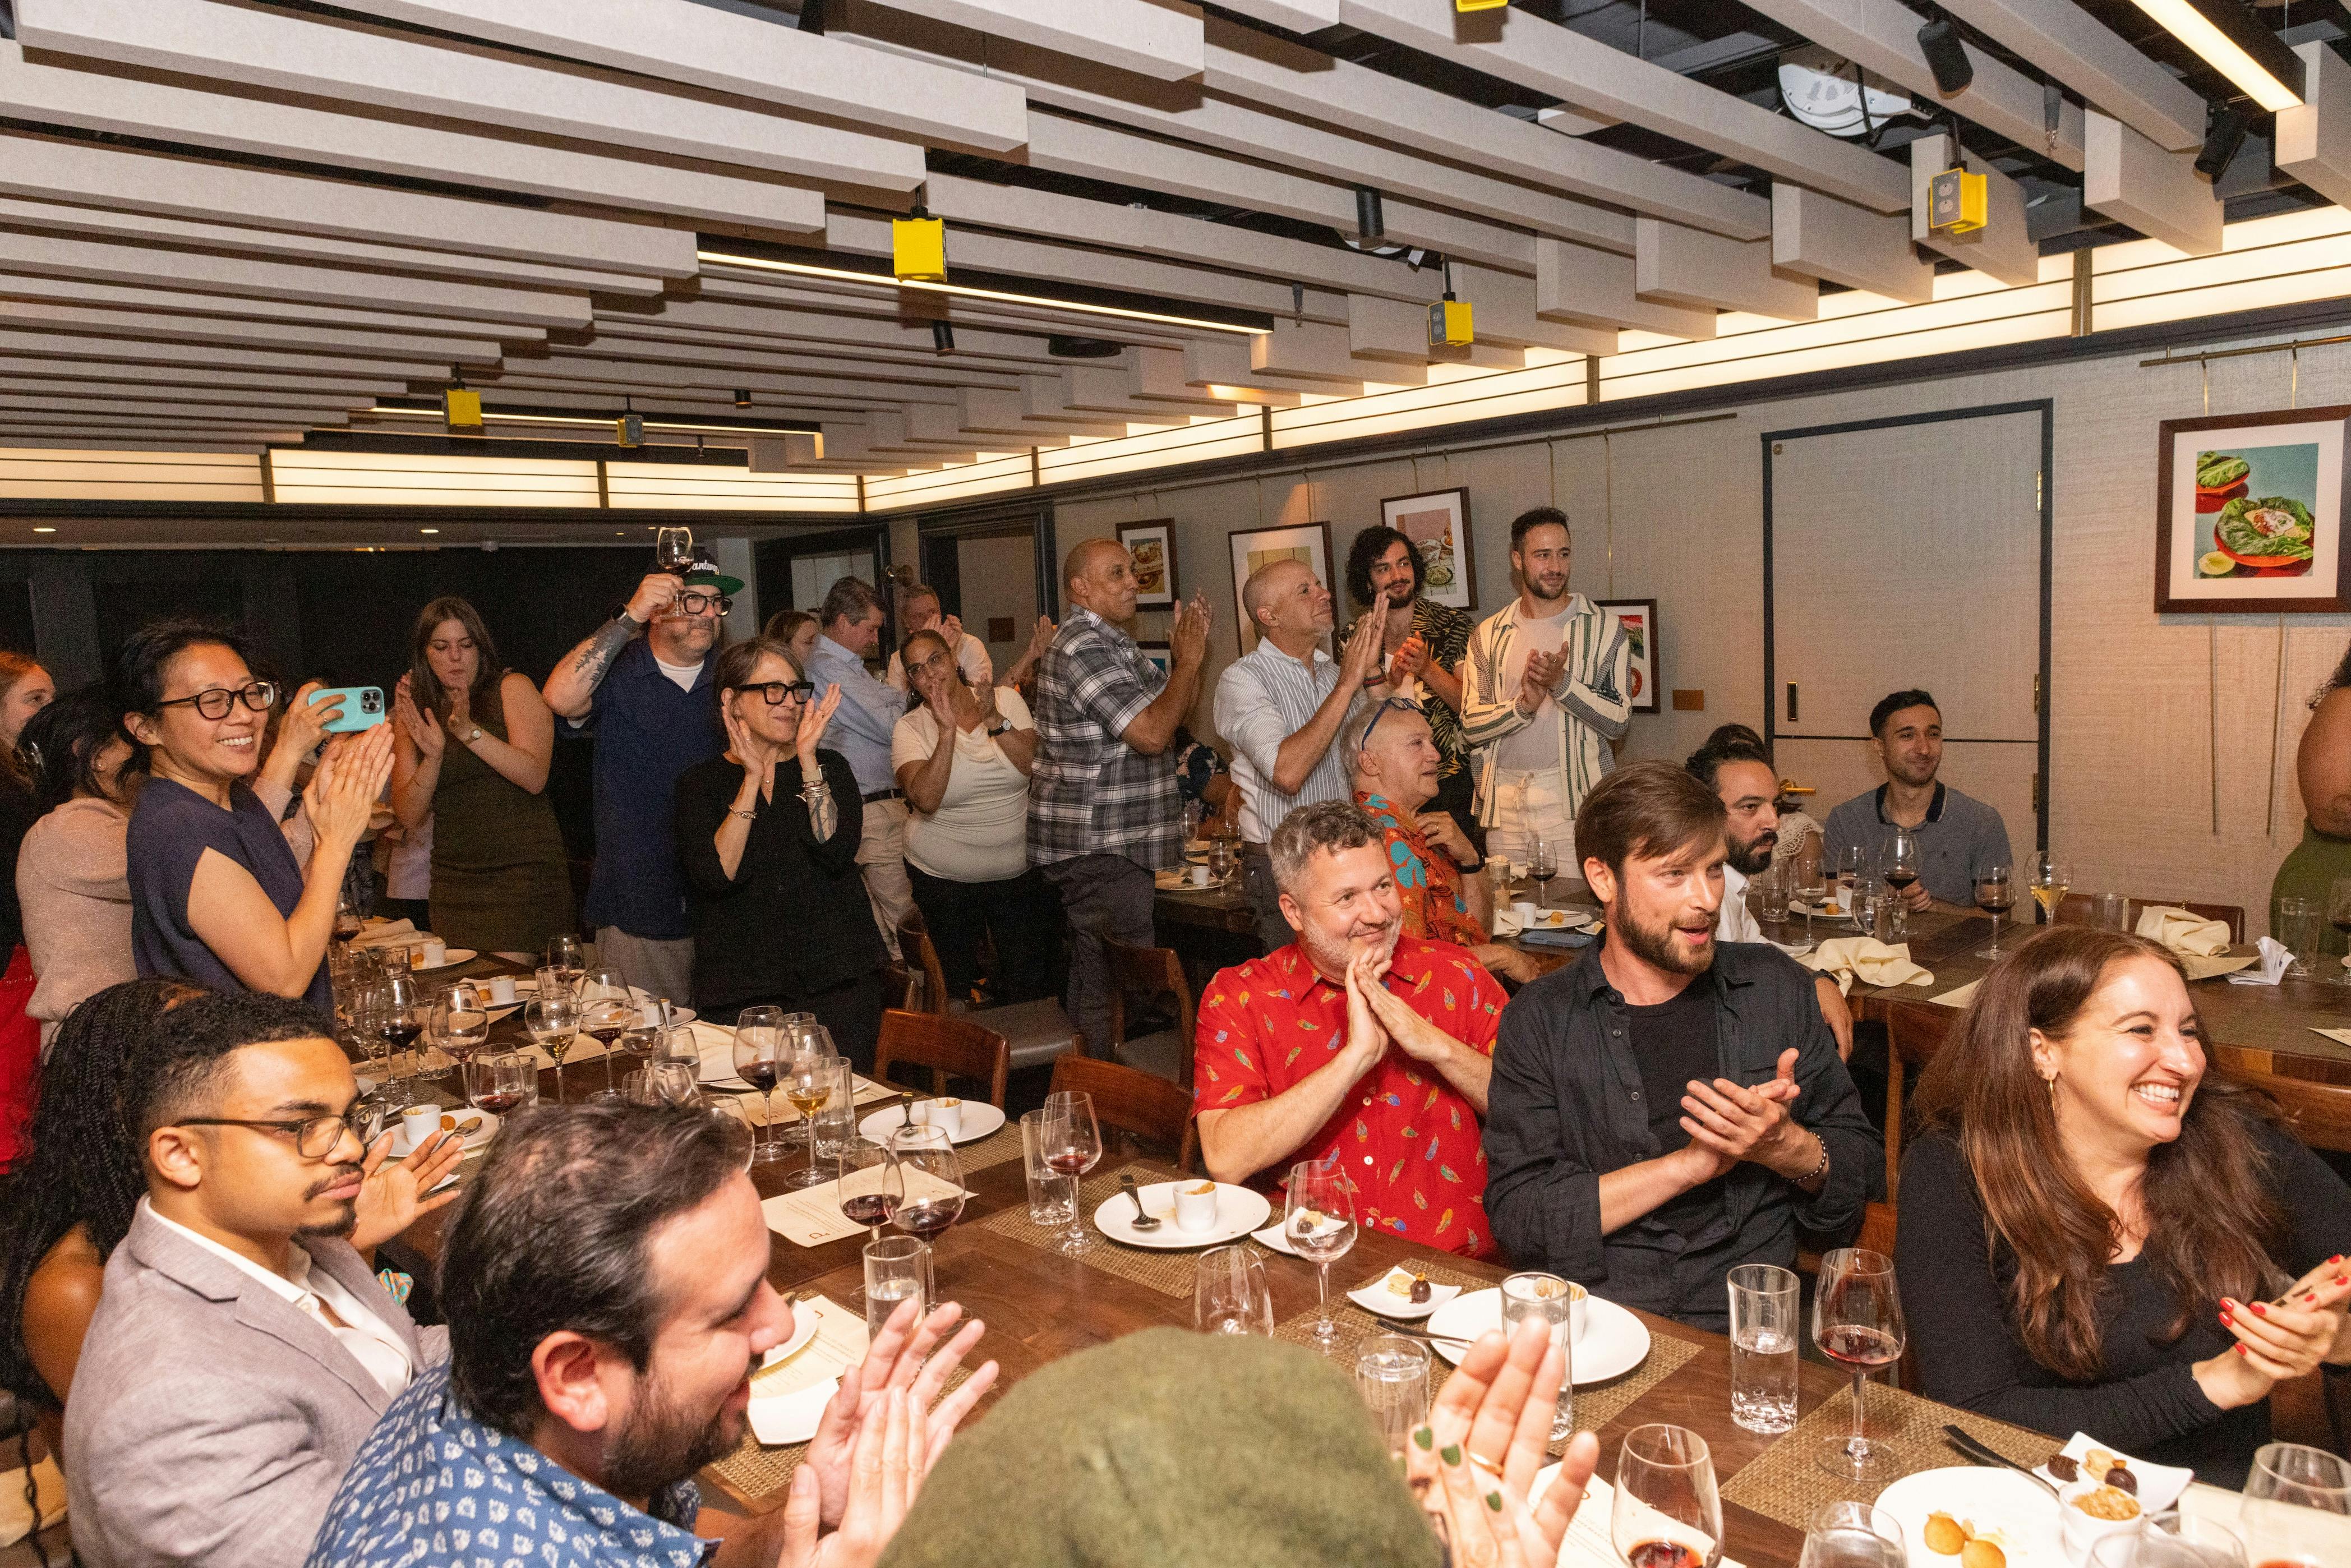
[348,919,419,950]
[1799,937,1933,995]
[2135,905,2231,958]
[2226,935,2294,985]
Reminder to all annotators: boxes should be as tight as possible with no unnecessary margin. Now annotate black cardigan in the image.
[673,748,886,1013]
[1897,1123,2351,1488]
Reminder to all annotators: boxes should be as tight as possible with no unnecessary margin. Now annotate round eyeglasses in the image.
[153,681,279,721]
[676,591,734,616]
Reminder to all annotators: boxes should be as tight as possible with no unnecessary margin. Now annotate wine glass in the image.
[885,1124,965,1260]
[577,973,635,1103]
[778,1036,833,1190]
[1975,863,2015,960]
[522,996,579,1103]
[1798,1501,1905,1568]
[1285,1156,1358,1348]
[1613,1424,1724,1568]
[2031,852,2073,926]
[2327,878,2351,985]
[732,1009,786,1164]
[1883,828,1920,935]
[837,1138,896,1247]
[1813,1247,1906,1482]
[429,983,490,1088]
[1040,1089,1101,1256]
[646,1058,700,1106]
[374,975,423,1099]
[1193,1244,1274,1336]
[2087,1515,2247,1567]
[2241,1441,2349,1567]
[1528,833,1559,906]
[543,934,584,994]
[1834,844,1868,921]
[1792,842,1827,946]
[463,1052,536,1117]
[655,525,695,576]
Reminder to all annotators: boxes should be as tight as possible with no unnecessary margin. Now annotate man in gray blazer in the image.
[64,992,451,1568]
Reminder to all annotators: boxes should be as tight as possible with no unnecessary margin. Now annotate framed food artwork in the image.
[2155,407,2351,613]
[1227,522,1336,655]
[1379,486,1476,610]
[1117,519,1179,610]
[1593,598,1660,714]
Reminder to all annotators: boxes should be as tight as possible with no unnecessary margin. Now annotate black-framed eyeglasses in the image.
[153,681,279,721]
[1357,695,1424,755]
[174,1109,367,1160]
[676,591,734,616]
[731,680,814,706]
[905,649,955,676]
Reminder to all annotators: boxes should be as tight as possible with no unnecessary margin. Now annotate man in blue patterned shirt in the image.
[308,1106,995,1568]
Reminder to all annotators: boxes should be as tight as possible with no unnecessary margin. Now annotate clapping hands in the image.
[1407,1316,1597,1568]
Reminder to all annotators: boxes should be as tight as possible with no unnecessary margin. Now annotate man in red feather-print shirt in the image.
[1193,799,1505,1256]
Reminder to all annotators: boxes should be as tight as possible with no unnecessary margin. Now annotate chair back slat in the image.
[895,911,951,1018]
[874,1009,1010,1109]
[1103,938,1197,1089]
[1048,1054,1197,1174]
[2218,1064,2351,1154]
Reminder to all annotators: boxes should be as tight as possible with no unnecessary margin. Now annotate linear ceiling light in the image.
[367,406,810,437]
[696,248,1266,335]
[2127,0,2304,111]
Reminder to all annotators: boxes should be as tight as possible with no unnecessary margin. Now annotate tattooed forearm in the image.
[573,617,635,680]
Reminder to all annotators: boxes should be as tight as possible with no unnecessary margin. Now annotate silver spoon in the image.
[1119,1172,1160,1231]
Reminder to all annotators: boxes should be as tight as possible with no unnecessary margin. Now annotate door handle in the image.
[1786,681,1799,723]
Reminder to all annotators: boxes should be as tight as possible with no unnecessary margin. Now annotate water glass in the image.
[1356,1334,1432,1458]
[2278,898,2325,980]
[2242,1441,2349,1567]
[2092,892,2134,931]
[1500,1271,1575,1440]
[1019,1110,1075,1228]
[1192,1243,1273,1336]
[863,1234,931,1341]
[1727,1263,1800,1434]
[1799,1501,1903,1568]
[1754,860,1789,923]
[812,1057,858,1158]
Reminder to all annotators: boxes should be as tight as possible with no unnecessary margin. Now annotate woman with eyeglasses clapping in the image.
[119,619,390,1011]
[674,637,888,1071]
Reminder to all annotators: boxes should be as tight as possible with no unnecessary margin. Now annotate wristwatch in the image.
[464,726,483,745]
[987,719,1009,736]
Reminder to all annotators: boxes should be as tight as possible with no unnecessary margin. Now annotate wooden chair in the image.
[1104,937,1197,1089]
[1882,999,1956,1203]
[2052,894,2246,944]
[2215,1063,2351,1153]
[897,909,1079,1074]
[1049,1053,1198,1174]
[873,1009,1009,1109]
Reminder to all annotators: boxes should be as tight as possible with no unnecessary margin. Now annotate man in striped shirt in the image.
[1213,557,1388,949]
[1459,507,1631,880]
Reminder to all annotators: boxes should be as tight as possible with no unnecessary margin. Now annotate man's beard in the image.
[603,1360,747,1501]
[1727,829,1776,877]
[1526,574,1569,604]
[1612,895,1714,977]
[1300,914,1399,978]
[297,1164,362,1240]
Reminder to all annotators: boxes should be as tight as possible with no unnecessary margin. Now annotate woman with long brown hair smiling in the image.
[1899,926,2351,1484]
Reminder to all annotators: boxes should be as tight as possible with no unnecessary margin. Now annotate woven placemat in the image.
[1721,1380,2060,1532]
[975,1161,1205,1298]
[708,1367,972,1504]
[1270,1281,1700,1455]
[951,1122,1024,1174]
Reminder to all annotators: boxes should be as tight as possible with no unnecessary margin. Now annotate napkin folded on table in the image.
[2135,905,2231,957]
[1799,937,1933,995]
[348,919,418,949]
[2226,935,2294,986]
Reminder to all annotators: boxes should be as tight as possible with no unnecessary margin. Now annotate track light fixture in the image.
[2195,100,2256,180]
[1356,186,1385,242]
[931,320,956,353]
[733,389,752,408]
[2127,0,2303,112]
[1916,8,1974,96]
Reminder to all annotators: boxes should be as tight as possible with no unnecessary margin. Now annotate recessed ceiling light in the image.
[420,527,440,534]
[31,527,54,534]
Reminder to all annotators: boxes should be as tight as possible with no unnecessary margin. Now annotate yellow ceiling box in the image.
[893,214,947,282]
[1455,0,1510,10]
[442,387,482,432]
[616,412,644,448]
[1928,167,1986,235]
[1428,295,1473,347]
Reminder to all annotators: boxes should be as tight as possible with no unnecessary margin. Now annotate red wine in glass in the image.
[1624,1543,1706,1568]
[380,1021,421,1053]
[893,1197,962,1241]
[1882,870,1917,892]
[739,1061,780,1094]
[841,1193,896,1229]
[1044,1152,1090,1176]
[471,1090,527,1115]
[1818,1325,1903,1371]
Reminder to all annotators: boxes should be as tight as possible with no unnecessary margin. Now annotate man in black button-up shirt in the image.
[1483,762,1879,1331]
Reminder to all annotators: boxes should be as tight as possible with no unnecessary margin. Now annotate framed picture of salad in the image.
[1117,519,1178,610]
[1594,598,1661,713]
[1379,486,1477,611]
[2156,407,2351,613]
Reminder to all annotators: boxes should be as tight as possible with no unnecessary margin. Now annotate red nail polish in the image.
[2309,1293,2321,1304]
[2337,1275,2348,1286]
[2333,1255,2344,1265]
[2251,1302,2269,1316]
[2221,1313,2234,1327]
[2237,1344,2249,1356]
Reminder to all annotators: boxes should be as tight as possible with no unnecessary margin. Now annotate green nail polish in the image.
[1413,1426,1435,1452]
[1486,1491,1505,1512]
[1440,1444,1463,1466]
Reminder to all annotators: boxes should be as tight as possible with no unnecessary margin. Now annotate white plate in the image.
[1251,1220,1300,1256]
[1874,1466,2063,1568]
[391,1109,499,1158]
[2036,1432,2191,1515]
[414,948,478,970]
[859,1101,1008,1146]
[760,1305,820,1371]
[1347,1265,1463,1321]
[1424,1288,1652,1385]
[1095,1180,1271,1248]
[1769,939,1816,957]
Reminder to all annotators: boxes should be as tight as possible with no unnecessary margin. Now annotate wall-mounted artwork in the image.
[1117,519,1179,610]
[1228,522,1335,654]
[2156,407,2351,613]
[1380,486,1476,611]
[1137,639,1172,677]
[1594,598,1660,714]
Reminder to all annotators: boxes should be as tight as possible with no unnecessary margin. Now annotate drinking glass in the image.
[1020,1110,1075,1229]
[1528,833,1559,905]
[1612,1424,1723,1568]
[1883,828,1921,936]
[812,1057,858,1159]
[2329,878,2351,983]
[2088,1517,2247,1568]
[429,984,490,1087]
[543,935,584,994]
[1727,1263,1800,1435]
[655,525,696,576]
[1285,1157,1358,1348]
[1975,863,2015,960]
[885,1124,965,1260]
[1356,1334,1432,1459]
[1813,1247,1906,1481]
[1798,1501,1904,1568]
[522,996,579,1104]
[2277,897,2325,981]
[2031,852,2073,926]
[1192,1243,1273,1336]
[778,1037,834,1190]
[464,1052,537,1117]
[1754,860,1788,924]
[734,1007,787,1163]
[1040,1090,1101,1255]
[1501,1271,1575,1441]
[837,1138,896,1248]
[1834,845,1868,919]
[575,969,634,1101]
[374,975,425,1098]
[863,1234,930,1342]
[2092,892,2135,932]
[2241,1441,2350,1568]
[647,1057,700,1106]
[1793,845,1828,945]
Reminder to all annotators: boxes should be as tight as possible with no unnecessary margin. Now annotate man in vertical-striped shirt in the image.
[1459,508,1630,881]
[1213,557,1387,949]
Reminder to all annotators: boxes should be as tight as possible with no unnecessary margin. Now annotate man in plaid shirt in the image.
[1030,538,1212,1050]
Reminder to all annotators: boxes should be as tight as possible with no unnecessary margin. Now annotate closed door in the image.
[1765,404,2048,852]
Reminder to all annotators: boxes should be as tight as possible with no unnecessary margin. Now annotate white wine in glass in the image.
[2031,854,2072,924]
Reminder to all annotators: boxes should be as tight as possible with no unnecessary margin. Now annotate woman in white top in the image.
[889,628,1063,1007]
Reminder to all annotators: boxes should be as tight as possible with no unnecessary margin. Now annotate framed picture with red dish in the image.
[2155,406,2351,613]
